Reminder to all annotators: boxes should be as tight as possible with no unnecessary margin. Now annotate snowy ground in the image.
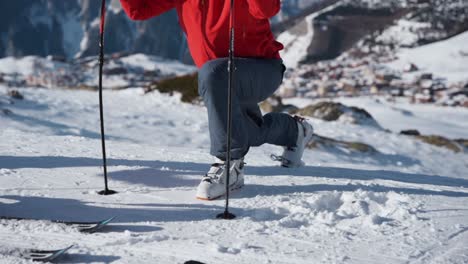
[277,3,340,69]
[284,96,468,139]
[387,31,468,85]
[1,85,468,263]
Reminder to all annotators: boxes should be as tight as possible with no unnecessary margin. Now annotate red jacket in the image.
[120,0,283,68]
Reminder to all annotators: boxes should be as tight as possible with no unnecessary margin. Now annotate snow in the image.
[388,31,468,85]
[120,54,197,76]
[285,96,468,139]
[277,14,316,69]
[0,56,56,76]
[0,54,197,90]
[278,2,341,69]
[78,34,90,59]
[345,0,408,8]
[109,0,123,14]
[376,20,431,47]
[1,85,468,263]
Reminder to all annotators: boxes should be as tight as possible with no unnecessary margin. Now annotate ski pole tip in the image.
[216,211,236,220]
[98,189,118,195]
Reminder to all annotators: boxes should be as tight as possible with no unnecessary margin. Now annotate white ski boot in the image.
[272,116,314,168]
[196,158,245,200]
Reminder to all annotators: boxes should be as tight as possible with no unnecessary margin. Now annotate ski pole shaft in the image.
[99,0,107,190]
[97,0,116,195]
[217,0,236,220]
[225,0,235,212]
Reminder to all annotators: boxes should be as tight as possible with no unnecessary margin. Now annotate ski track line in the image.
[0,229,197,262]
[272,228,411,264]
[408,226,468,264]
[0,226,307,263]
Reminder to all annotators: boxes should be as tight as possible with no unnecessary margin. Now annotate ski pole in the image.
[97,0,116,195]
[216,0,236,220]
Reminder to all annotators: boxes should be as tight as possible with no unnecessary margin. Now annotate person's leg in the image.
[198,57,298,160]
[233,58,298,148]
[198,58,248,160]
[243,103,297,148]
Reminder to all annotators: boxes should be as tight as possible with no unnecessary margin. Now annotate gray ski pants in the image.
[198,57,298,160]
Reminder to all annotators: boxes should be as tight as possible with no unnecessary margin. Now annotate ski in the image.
[0,216,115,233]
[20,245,73,262]
[54,216,115,233]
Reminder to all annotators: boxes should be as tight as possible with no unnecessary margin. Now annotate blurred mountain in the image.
[278,0,468,67]
[0,0,323,63]
[0,0,190,62]
[0,0,466,66]
[275,0,468,107]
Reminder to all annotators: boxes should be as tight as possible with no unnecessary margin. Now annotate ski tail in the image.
[74,216,115,233]
[0,216,115,233]
[21,245,73,262]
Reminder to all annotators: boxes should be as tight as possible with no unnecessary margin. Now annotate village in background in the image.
[0,0,467,108]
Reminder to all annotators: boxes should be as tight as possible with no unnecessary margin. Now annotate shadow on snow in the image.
[61,253,120,263]
[7,112,126,141]
[1,155,468,198]
[0,195,225,223]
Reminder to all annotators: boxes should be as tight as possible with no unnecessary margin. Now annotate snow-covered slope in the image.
[284,96,468,139]
[0,0,188,62]
[1,85,468,263]
[277,3,340,68]
[277,0,468,68]
[388,31,468,84]
[277,12,316,69]
[0,0,322,62]
[0,54,196,90]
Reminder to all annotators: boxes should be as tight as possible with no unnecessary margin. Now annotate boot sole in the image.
[196,183,244,201]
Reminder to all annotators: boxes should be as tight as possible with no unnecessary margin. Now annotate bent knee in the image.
[198,59,229,98]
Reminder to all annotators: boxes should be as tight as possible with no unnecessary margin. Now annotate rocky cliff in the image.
[0,0,190,62]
